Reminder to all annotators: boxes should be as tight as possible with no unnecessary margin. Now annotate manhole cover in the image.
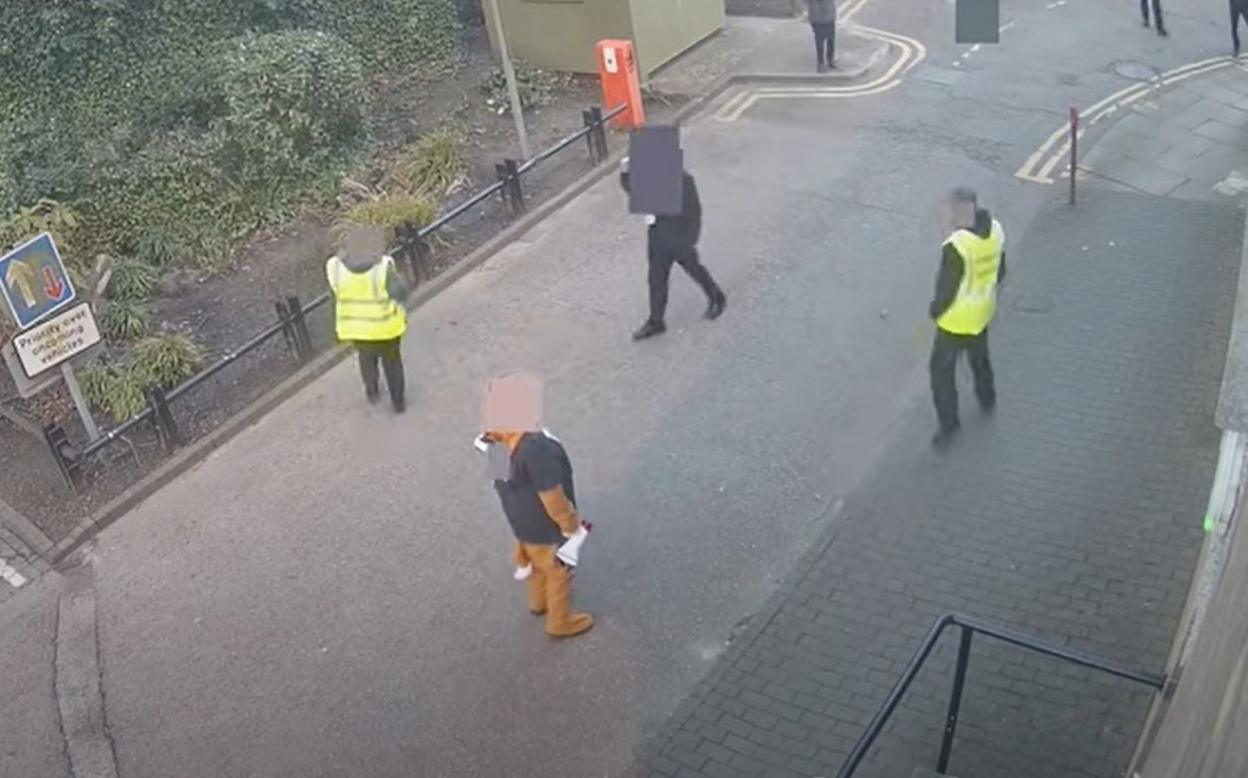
[1013,293,1056,314]
[1112,60,1160,81]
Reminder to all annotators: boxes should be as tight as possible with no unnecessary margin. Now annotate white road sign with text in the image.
[12,302,100,378]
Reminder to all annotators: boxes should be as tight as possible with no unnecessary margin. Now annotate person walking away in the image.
[325,225,410,413]
[1232,0,1248,55]
[620,158,727,341]
[1141,0,1167,36]
[929,187,1006,451]
[806,0,838,72]
[481,371,594,639]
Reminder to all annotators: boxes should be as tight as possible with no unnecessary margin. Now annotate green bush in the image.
[0,199,81,261]
[341,193,437,244]
[394,131,465,197]
[482,62,571,115]
[217,30,368,187]
[99,300,150,341]
[108,260,157,301]
[131,334,205,388]
[79,362,147,423]
[133,229,181,269]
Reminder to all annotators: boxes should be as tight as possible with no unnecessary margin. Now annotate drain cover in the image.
[1112,60,1160,81]
[1013,293,1056,314]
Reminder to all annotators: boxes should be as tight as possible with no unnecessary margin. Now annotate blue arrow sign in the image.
[0,233,76,330]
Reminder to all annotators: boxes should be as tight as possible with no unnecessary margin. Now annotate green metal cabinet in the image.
[483,0,724,78]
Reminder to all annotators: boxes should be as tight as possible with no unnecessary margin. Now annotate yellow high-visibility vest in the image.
[937,221,1004,336]
[326,255,406,341]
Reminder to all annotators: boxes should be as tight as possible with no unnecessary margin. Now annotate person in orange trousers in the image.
[485,428,594,638]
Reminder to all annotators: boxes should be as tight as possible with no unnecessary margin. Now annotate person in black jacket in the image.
[620,158,727,341]
[1233,0,1248,55]
[1141,0,1167,36]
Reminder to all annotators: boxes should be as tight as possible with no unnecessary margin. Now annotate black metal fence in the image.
[44,103,626,489]
[835,613,1166,778]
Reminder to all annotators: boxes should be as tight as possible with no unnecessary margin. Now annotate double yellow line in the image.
[714,0,928,122]
[1015,55,1236,183]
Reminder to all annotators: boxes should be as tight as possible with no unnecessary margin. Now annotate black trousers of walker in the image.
[812,22,836,65]
[647,244,721,325]
[930,328,996,433]
[355,337,405,408]
[1141,0,1165,30]
[1233,4,1248,51]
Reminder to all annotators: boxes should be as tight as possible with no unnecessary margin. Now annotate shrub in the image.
[0,199,81,261]
[131,334,204,388]
[394,131,465,197]
[108,260,157,301]
[482,62,571,115]
[342,193,437,244]
[133,229,181,269]
[79,362,147,423]
[99,300,150,341]
[216,30,368,188]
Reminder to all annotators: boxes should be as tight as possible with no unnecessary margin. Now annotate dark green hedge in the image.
[0,0,458,267]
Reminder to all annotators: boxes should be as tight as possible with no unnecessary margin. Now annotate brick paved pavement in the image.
[0,501,50,607]
[639,187,1243,778]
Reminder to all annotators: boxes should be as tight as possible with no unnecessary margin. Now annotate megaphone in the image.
[557,521,593,568]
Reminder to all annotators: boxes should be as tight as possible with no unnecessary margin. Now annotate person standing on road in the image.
[928,187,1006,451]
[480,372,594,639]
[620,157,727,341]
[326,225,409,413]
[806,0,838,72]
[1232,0,1248,55]
[1141,0,1168,36]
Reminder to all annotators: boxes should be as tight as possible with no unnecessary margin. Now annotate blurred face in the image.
[945,197,975,230]
[482,371,544,435]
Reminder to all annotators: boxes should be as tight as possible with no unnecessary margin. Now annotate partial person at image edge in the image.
[806,0,838,72]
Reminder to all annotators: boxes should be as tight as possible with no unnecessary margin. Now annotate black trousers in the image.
[812,22,836,65]
[647,244,721,325]
[355,337,405,408]
[929,328,995,432]
[1233,5,1248,50]
[1141,0,1165,30]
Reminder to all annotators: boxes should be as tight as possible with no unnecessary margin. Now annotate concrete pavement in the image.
[1,0,1246,776]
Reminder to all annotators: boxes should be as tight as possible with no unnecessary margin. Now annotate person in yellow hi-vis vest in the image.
[326,226,410,413]
[929,187,1006,451]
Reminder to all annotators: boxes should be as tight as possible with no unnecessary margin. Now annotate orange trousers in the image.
[515,542,593,637]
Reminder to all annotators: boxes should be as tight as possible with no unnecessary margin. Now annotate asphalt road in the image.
[3,0,1245,776]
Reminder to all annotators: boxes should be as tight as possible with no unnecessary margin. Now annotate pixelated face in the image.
[945,196,975,230]
[482,370,544,434]
[341,225,387,262]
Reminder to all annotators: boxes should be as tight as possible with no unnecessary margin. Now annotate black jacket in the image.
[620,170,703,250]
[929,208,1007,321]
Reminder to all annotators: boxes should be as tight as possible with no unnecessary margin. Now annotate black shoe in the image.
[931,425,960,451]
[366,389,381,405]
[705,291,727,321]
[827,59,838,69]
[1157,26,1168,37]
[633,320,666,341]
[393,398,407,414]
[1142,17,1150,27]
[980,400,996,416]
[817,62,828,74]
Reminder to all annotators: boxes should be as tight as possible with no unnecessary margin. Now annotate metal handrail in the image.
[73,102,625,465]
[836,613,1166,778]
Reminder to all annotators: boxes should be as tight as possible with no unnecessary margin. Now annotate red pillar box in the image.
[596,39,645,130]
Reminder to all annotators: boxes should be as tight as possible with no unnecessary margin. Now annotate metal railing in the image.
[836,613,1167,778]
[44,103,626,489]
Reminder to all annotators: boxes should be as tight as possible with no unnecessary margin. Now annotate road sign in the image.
[11,302,100,379]
[0,232,76,330]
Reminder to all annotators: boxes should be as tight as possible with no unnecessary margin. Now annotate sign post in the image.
[2,235,102,441]
[485,0,531,159]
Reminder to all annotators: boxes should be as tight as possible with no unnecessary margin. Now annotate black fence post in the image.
[276,298,297,357]
[146,385,181,451]
[397,224,428,285]
[285,295,312,361]
[43,423,80,492]
[936,626,974,774]
[590,106,608,161]
[582,109,598,161]
[505,157,525,214]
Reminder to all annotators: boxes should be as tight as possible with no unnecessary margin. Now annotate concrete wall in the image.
[483,0,724,76]
[628,0,725,76]
[1134,461,1248,778]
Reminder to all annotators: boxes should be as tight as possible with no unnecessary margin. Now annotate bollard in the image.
[146,385,181,451]
[275,298,297,356]
[1069,105,1078,206]
[582,110,598,161]
[590,106,608,161]
[43,423,81,492]
[504,158,525,214]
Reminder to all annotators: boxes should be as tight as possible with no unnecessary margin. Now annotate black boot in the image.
[633,319,667,341]
[704,290,727,320]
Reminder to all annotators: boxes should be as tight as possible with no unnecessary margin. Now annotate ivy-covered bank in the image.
[0,0,459,273]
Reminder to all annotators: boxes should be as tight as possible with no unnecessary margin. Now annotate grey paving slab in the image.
[1112,128,1173,164]
[642,191,1241,778]
[1152,142,1247,182]
[1195,119,1248,149]
[1084,154,1189,196]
